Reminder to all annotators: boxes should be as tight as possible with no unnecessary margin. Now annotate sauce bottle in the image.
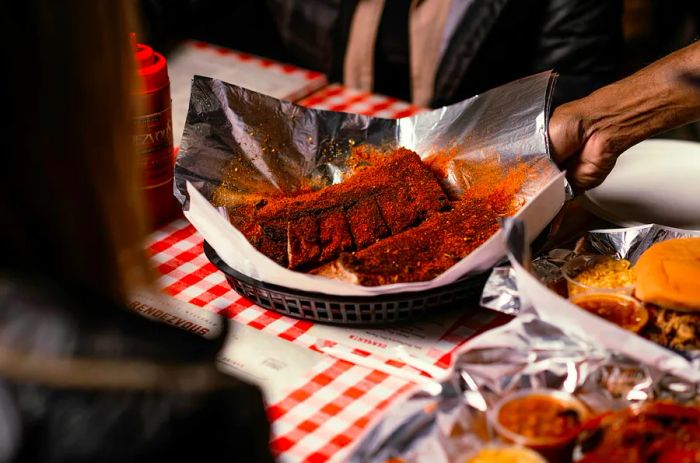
[131,33,179,228]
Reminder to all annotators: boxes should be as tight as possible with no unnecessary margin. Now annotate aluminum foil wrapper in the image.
[175,72,557,204]
[479,266,522,315]
[174,72,566,295]
[587,224,700,263]
[490,219,700,382]
[481,250,572,313]
[348,315,699,463]
[481,223,700,314]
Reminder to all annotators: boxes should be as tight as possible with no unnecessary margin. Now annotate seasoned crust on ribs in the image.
[346,197,390,248]
[318,208,354,262]
[312,197,502,286]
[287,214,321,269]
[233,148,449,270]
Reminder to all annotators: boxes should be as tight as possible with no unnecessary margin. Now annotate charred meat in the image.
[235,148,450,270]
[312,196,503,285]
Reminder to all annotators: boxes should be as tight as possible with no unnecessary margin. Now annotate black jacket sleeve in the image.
[0,275,274,463]
[433,0,623,108]
[529,0,624,107]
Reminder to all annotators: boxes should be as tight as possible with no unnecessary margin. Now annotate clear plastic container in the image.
[489,388,589,463]
[569,292,648,333]
[561,255,635,298]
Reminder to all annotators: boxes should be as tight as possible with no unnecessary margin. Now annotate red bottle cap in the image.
[130,33,169,92]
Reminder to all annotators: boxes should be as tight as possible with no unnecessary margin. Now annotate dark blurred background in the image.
[141,0,700,140]
[624,0,700,140]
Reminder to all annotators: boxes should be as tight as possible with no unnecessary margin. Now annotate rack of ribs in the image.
[311,196,503,285]
[234,148,450,270]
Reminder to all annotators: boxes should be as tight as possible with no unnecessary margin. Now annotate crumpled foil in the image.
[175,72,557,205]
[488,219,700,381]
[479,266,522,315]
[173,72,565,295]
[588,224,700,263]
[348,315,699,463]
[481,250,570,312]
[481,223,700,313]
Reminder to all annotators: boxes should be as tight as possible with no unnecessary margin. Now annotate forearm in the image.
[574,40,700,152]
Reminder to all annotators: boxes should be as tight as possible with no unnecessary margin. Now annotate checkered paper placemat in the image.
[147,219,511,463]
[297,84,423,119]
[150,89,508,462]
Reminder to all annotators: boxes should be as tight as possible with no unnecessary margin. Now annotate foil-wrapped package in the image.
[479,266,522,315]
[174,73,566,296]
[587,224,700,263]
[348,315,698,463]
[493,219,700,382]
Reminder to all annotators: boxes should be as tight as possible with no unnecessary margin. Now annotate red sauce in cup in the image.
[498,395,582,441]
[570,293,649,333]
[492,390,588,463]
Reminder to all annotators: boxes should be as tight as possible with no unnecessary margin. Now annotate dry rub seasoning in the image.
[221,145,533,284]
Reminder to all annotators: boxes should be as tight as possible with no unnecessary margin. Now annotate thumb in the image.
[565,133,619,191]
[548,105,585,165]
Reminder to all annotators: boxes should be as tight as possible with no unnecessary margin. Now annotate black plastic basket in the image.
[204,241,488,325]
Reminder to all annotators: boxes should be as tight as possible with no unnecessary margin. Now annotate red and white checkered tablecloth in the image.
[150,90,509,463]
[148,219,510,462]
[297,84,424,119]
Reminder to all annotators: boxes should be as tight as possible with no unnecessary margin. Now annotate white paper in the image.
[184,172,566,296]
[508,258,700,383]
[129,288,222,339]
[129,289,326,402]
[307,308,497,364]
[217,322,326,402]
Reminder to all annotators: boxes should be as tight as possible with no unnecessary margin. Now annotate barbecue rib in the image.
[235,148,450,269]
[312,196,503,285]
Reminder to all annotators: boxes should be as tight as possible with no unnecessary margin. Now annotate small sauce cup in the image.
[569,293,649,333]
[489,389,589,463]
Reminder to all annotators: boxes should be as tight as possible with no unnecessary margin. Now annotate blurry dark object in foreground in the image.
[0,274,274,462]
[1,0,273,460]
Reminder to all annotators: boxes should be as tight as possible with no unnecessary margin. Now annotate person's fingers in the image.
[567,157,617,191]
[549,102,624,191]
[564,133,618,191]
[548,105,585,165]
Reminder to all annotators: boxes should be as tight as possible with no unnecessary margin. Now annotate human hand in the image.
[549,41,700,192]
[548,103,620,192]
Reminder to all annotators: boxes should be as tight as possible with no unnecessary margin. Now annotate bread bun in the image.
[634,237,700,312]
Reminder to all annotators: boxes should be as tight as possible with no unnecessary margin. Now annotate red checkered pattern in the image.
[151,81,509,461]
[297,84,423,118]
[148,219,510,463]
[268,359,417,462]
[187,41,327,101]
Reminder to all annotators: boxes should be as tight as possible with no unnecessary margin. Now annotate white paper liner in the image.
[185,172,565,296]
[176,72,565,295]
